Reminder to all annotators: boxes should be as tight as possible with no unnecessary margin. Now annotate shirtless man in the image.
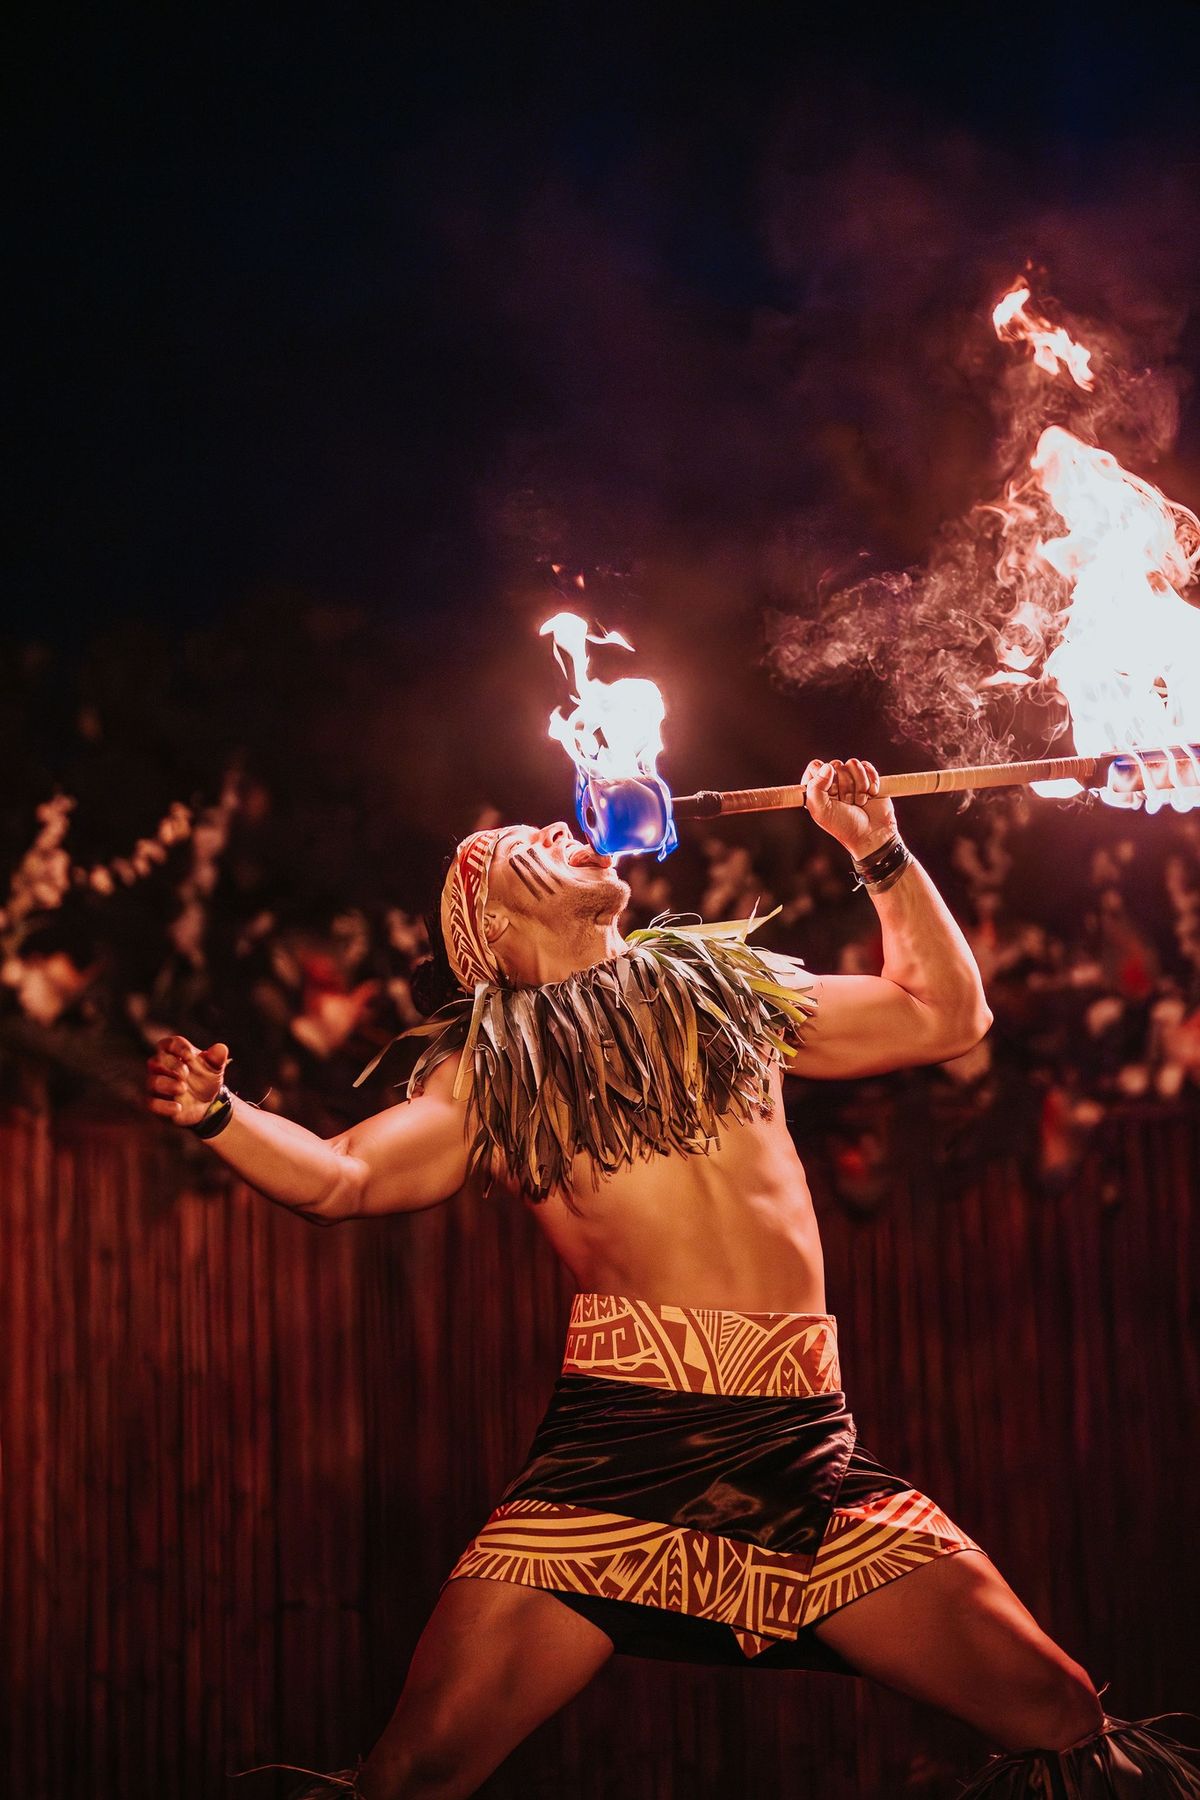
[147,759,1192,1800]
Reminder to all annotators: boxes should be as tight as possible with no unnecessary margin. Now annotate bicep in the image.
[784,973,963,1080]
[329,1069,471,1216]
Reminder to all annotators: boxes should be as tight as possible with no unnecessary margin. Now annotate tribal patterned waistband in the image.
[562,1293,841,1398]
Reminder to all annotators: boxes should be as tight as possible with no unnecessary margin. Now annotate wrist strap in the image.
[189,1083,235,1139]
[851,834,912,893]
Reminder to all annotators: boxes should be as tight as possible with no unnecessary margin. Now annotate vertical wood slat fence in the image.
[2,1105,1197,1800]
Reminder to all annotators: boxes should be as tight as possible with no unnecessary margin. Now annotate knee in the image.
[361,1683,494,1800]
[1014,1660,1104,1753]
[360,1740,466,1800]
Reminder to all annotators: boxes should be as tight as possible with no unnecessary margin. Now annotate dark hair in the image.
[409,888,461,1017]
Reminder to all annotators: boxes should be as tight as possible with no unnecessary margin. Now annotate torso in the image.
[508,1062,827,1314]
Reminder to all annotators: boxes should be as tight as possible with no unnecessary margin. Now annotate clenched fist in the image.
[145,1036,230,1127]
[802,758,897,859]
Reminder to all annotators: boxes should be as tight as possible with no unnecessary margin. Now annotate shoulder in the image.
[736,939,817,1006]
[743,945,819,997]
[412,1052,467,1104]
[634,925,818,1056]
[635,919,812,978]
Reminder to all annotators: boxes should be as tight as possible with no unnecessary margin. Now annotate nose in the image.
[540,821,572,848]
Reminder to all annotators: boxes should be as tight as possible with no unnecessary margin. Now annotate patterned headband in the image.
[440,828,512,991]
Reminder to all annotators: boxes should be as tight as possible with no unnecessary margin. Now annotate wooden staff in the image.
[671,745,1200,818]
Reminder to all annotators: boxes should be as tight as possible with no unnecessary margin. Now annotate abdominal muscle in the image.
[519,1067,828,1315]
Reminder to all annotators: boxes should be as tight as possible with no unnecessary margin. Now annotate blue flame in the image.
[575,772,678,860]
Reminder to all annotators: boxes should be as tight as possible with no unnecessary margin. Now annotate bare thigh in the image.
[809,1549,1102,1752]
[360,1577,614,1800]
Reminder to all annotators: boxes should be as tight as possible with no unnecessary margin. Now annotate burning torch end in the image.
[574,742,1200,857]
[1101,745,1200,811]
[576,772,679,860]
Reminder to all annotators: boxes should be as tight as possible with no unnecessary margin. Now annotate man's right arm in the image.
[153,1045,471,1224]
[325,1057,472,1218]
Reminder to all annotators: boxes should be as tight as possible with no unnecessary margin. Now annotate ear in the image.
[482,907,511,946]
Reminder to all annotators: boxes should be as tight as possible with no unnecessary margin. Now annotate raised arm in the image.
[145,1036,470,1223]
[777,758,992,1081]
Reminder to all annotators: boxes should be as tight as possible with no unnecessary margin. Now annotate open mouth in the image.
[566,844,614,870]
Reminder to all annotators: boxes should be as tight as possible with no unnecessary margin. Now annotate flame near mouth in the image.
[540,610,679,859]
[540,610,668,787]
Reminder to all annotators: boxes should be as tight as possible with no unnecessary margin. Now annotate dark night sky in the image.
[11,2,1200,653]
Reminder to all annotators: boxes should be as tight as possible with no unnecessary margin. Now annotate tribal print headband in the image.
[440,827,511,991]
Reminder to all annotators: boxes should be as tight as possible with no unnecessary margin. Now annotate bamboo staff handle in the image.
[672,750,1138,818]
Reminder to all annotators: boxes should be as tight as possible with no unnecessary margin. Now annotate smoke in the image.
[757,101,1200,765]
[765,267,1194,765]
[424,72,1200,775]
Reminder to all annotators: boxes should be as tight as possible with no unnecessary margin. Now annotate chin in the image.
[605,872,633,918]
[585,869,631,921]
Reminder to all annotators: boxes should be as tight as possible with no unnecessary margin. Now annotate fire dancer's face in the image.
[485,822,631,964]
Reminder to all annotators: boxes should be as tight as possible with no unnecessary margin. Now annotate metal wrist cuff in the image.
[189,1083,235,1139]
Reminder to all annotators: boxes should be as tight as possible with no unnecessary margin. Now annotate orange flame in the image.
[992,282,1094,391]
[540,612,667,783]
[989,283,1200,813]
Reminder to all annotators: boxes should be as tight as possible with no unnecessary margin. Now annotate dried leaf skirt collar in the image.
[356,919,817,1203]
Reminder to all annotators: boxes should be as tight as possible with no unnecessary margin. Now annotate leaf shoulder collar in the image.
[353,916,817,1204]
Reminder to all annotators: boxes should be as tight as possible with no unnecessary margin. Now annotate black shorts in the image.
[447,1294,982,1668]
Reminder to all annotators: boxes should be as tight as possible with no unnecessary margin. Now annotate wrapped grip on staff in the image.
[575,745,1200,856]
[672,746,1200,818]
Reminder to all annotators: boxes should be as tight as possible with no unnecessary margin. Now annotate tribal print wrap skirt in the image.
[447,1293,983,1669]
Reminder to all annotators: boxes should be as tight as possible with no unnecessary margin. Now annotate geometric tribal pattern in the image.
[448,1498,816,1651]
[795,1486,982,1631]
[449,1296,982,1660]
[562,1292,842,1398]
[448,1485,982,1661]
[440,827,507,992]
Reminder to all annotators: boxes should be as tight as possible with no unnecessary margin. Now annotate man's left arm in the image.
[780,757,993,1080]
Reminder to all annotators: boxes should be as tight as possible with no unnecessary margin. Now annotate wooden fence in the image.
[2,1105,1197,1799]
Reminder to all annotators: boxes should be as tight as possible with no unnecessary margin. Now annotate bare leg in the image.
[809,1548,1104,1751]
[358,1577,613,1800]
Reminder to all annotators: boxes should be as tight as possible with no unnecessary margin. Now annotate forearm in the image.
[792,760,991,1074]
[199,1095,354,1222]
[868,853,990,1028]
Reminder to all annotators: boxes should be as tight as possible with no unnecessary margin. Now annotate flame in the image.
[1027,428,1200,811]
[988,283,1200,813]
[540,612,667,783]
[992,283,1094,391]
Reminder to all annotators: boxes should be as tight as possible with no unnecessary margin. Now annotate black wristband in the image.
[852,832,902,874]
[189,1083,235,1139]
[862,847,912,893]
[851,835,912,893]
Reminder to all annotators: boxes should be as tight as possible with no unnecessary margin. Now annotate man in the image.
[147,759,1199,1799]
